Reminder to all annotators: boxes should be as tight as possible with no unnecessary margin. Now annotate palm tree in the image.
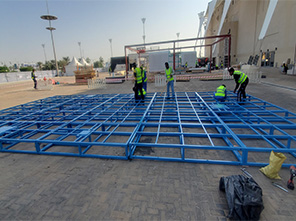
[62,56,70,65]
[37,62,43,70]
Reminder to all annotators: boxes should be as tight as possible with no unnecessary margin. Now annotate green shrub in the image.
[0,66,9,73]
[20,66,34,72]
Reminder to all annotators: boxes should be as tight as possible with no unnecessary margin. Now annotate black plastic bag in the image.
[219,175,264,220]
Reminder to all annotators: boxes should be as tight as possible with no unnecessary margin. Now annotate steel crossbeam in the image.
[0,92,296,166]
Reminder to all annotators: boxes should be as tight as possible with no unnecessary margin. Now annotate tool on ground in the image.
[272,182,289,193]
[241,167,252,178]
[287,165,296,190]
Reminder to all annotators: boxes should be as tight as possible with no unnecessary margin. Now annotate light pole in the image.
[109,39,113,58]
[176,32,180,52]
[78,42,82,59]
[41,44,47,63]
[141,18,146,46]
[41,1,59,76]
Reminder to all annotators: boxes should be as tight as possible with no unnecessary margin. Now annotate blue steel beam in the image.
[0,92,296,166]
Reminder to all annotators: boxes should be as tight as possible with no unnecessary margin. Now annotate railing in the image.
[88,78,106,89]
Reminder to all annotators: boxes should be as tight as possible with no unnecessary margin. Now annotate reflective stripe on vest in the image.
[138,88,146,96]
[165,67,174,81]
[135,67,142,84]
[215,85,226,97]
[234,70,247,84]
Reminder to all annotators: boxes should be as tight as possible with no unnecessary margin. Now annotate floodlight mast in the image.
[41,1,59,77]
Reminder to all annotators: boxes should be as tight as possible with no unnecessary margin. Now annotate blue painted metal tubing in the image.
[1,92,296,166]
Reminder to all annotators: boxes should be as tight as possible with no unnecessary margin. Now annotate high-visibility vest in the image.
[165,67,174,82]
[142,69,147,82]
[31,71,36,80]
[138,88,146,96]
[134,67,142,84]
[215,85,226,97]
[233,70,247,84]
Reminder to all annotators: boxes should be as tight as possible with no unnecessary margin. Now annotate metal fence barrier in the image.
[88,78,106,89]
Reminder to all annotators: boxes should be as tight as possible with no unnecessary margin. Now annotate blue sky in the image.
[0,0,209,65]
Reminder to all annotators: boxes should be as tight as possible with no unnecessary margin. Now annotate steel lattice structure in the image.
[0,92,296,167]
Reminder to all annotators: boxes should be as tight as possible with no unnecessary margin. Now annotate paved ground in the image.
[0,67,296,220]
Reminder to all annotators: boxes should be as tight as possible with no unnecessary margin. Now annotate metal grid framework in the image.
[124,34,231,74]
[0,92,296,167]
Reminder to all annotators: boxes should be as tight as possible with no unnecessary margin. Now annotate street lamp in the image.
[109,39,113,58]
[40,1,59,77]
[41,44,47,63]
[78,42,82,59]
[176,32,180,52]
[141,18,146,46]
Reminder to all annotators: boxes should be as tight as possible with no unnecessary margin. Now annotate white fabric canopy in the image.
[80,58,91,66]
[65,57,82,76]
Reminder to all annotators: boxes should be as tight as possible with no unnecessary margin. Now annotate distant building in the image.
[204,0,296,68]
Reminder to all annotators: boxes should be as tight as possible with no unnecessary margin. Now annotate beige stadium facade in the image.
[204,0,296,68]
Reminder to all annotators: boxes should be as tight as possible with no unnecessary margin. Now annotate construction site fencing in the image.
[88,78,106,89]
[0,92,296,167]
[154,74,176,87]
[0,70,55,84]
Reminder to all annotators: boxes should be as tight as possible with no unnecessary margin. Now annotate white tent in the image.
[80,58,91,67]
[65,57,82,76]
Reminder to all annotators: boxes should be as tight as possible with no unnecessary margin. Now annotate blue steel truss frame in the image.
[0,92,296,167]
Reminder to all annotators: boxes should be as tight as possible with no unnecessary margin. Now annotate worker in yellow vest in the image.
[133,63,144,101]
[31,68,37,89]
[214,84,227,102]
[228,67,249,102]
[165,62,175,99]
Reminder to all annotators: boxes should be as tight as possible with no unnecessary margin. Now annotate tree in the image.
[62,57,70,65]
[58,57,70,73]
[43,60,55,70]
[0,66,9,73]
[94,56,104,68]
[85,57,91,64]
[37,62,43,70]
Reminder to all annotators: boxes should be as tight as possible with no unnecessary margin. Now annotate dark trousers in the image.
[33,79,37,89]
[237,77,249,101]
[135,83,144,101]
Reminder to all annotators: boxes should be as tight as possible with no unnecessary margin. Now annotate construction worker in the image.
[165,62,175,99]
[133,63,144,102]
[185,62,188,69]
[228,67,249,102]
[220,61,224,69]
[214,84,227,102]
[140,65,147,92]
[31,68,37,89]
